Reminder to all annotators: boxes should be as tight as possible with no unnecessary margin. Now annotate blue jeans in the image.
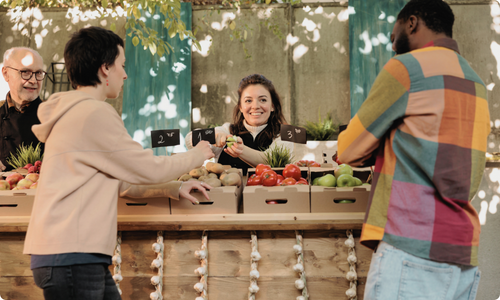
[32,264,121,300]
[364,241,481,300]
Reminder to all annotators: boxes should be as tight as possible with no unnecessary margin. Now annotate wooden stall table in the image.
[0,213,371,300]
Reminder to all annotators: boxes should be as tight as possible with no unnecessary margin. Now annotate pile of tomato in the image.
[246,164,308,186]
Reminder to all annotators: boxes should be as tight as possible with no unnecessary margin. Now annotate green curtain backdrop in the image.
[349,0,408,118]
[122,3,192,156]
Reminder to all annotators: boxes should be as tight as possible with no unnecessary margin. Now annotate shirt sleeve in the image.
[338,57,410,166]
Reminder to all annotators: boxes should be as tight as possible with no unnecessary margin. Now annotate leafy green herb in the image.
[6,143,43,169]
[304,111,339,141]
[263,144,294,168]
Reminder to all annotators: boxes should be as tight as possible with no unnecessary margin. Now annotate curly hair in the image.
[230,74,287,148]
[397,0,454,38]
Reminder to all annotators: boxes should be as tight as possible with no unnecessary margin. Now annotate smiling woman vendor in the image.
[186,74,293,174]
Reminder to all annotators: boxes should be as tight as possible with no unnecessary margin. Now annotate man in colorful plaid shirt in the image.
[338,0,490,299]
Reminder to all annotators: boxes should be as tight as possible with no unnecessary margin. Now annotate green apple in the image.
[353,177,363,186]
[317,174,336,187]
[336,174,356,187]
[336,199,355,204]
[312,177,320,185]
[362,183,371,186]
[226,136,238,148]
[334,164,353,179]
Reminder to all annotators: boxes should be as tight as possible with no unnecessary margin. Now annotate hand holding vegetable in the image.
[224,135,244,158]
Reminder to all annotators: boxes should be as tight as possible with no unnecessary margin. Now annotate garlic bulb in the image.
[251,251,261,261]
[249,270,260,279]
[293,263,304,273]
[295,279,305,290]
[293,244,302,254]
[346,287,357,298]
[194,282,205,293]
[248,283,260,293]
[150,276,160,285]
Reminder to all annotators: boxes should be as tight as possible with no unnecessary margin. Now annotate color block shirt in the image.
[337,38,490,266]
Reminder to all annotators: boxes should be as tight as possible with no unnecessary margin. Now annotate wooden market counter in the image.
[0,213,370,300]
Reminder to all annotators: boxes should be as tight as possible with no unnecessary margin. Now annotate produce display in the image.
[178,162,242,187]
[246,164,308,187]
[294,160,321,167]
[312,164,367,187]
[0,160,42,190]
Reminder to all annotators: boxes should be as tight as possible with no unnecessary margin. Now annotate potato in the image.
[198,175,209,182]
[225,168,240,174]
[201,168,209,177]
[189,168,205,178]
[219,172,227,181]
[204,178,222,187]
[206,162,225,174]
[207,173,218,179]
[205,162,215,171]
[221,173,241,186]
[178,174,192,181]
[188,178,199,182]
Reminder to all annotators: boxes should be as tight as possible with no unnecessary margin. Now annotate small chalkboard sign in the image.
[192,128,216,146]
[280,125,307,144]
[151,129,180,148]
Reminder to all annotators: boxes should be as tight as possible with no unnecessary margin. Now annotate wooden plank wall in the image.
[0,230,371,299]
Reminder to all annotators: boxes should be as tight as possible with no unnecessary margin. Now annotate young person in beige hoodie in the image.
[23,26,214,300]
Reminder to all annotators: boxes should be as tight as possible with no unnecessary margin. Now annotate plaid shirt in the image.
[338,38,490,266]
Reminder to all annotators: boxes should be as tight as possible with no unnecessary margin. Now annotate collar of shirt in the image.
[6,92,32,113]
[421,38,460,54]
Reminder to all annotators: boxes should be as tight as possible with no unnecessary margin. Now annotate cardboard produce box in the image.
[170,185,242,214]
[117,196,171,216]
[243,167,310,213]
[171,169,243,214]
[309,166,371,213]
[0,189,36,217]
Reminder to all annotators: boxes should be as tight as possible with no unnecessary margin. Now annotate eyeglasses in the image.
[5,66,47,81]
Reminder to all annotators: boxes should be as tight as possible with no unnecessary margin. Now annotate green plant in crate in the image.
[263,144,294,168]
[304,111,339,141]
[6,143,43,170]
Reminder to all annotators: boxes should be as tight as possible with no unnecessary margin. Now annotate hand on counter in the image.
[180,181,212,204]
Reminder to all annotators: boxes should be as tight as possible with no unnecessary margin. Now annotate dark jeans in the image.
[32,264,121,300]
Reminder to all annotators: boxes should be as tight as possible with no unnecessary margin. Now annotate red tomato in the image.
[275,174,285,186]
[281,177,297,186]
[255,164,272,176]
[297,177,308,185]
[246,174,262,186]
[261,170,278,186]
[282,164,302,180]
[295,160,321,167]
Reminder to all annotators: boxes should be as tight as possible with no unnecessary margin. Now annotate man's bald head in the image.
[2,47,44,105]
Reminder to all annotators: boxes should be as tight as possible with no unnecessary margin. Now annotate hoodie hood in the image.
[32,91,98,143]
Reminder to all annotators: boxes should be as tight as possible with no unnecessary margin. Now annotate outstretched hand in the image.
[194,140,215,160]
[179,180,212,204]
[224,135,244,158]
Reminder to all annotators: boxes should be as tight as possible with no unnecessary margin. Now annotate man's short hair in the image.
[397,0,455,38]
[64,26,124,89]
[3,47,43,66]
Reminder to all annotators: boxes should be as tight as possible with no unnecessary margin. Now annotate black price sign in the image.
[280,125,307,144]
[151,129,180,148]
[192,128,216,146]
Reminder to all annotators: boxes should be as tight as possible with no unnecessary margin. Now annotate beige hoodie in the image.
[23,91,206,256]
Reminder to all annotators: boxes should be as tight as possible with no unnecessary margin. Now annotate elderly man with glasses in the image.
[1,47,45,171]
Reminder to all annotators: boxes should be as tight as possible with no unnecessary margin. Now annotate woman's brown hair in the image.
[230,74,287,148]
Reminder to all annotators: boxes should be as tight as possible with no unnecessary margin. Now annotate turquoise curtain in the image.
[122,3,192,155]
[349,0,408,118]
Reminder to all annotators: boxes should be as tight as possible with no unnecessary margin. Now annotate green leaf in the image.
[133,6,141,19]
[102,0,108,8]
[265,0,271,4]
[229,20,236,30]
[132,36,140,47]
[149,43,157,55]
[110,22,116,32]
[244,30,247,40]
